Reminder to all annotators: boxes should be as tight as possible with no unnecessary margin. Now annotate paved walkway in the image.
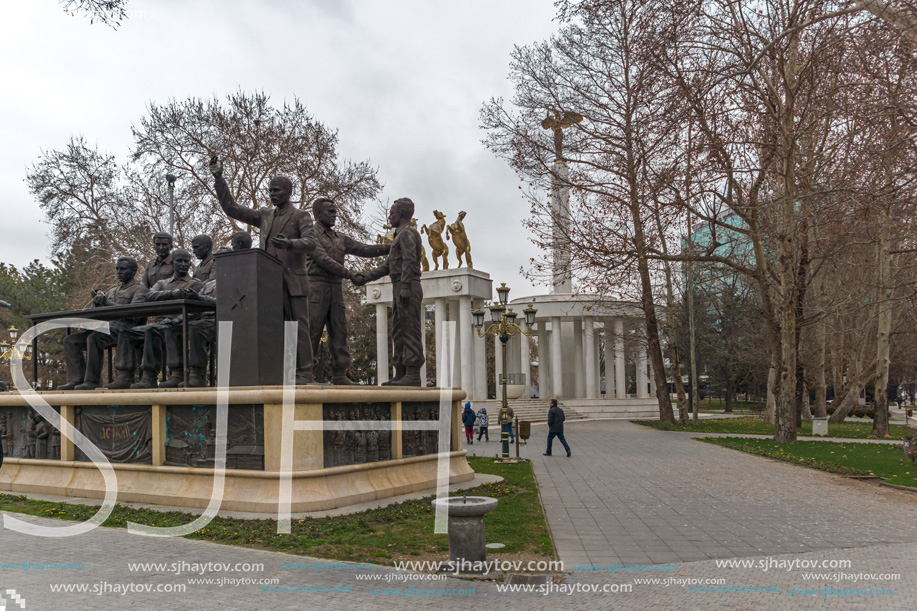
[3,420,916,610]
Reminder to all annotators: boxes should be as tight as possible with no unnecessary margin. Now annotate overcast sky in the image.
[0,0,561,298]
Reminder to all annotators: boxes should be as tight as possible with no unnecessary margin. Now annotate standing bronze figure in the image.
[359,198,425,386]
[210,156,318,384]
[191,235,215,281]
[308,198,390,384]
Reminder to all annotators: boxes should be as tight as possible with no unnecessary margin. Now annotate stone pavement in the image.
[2,419,916,610]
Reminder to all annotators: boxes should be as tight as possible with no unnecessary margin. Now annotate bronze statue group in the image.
[58,157,426,390]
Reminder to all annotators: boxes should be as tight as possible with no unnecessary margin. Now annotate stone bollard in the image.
[812,417,828,437]
[432,496,498,572]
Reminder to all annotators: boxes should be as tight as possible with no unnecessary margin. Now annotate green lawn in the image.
[0,457,552,567]
[633,416,916,439]
[699,437,917,487]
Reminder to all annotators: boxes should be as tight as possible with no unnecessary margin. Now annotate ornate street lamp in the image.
[473,286,536,462]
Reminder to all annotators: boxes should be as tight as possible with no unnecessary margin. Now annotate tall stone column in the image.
[573,319,584,398]
[551,161,573,293]
[520,331,532,399]
[584,317,596,399]
[474,320,487,401]
[614,318,625,398]
[494,335,503,395]
[637,344,649,399]
[459,296,473,398]
[595,325,603,396]
[376,304,389,385]
[551,316,563,398]
[537,321,550,400]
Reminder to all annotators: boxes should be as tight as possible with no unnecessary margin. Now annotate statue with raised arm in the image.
[446,211,472,268]
[420,210,449,270]
[358,198,425,386]
[210,155,318,384]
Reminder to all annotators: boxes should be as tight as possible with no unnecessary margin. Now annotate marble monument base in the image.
[0,386,473,513]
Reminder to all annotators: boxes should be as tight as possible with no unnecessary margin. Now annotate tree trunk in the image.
[766,358,777,425]
[814,312,827,418]
[725,377,734,413]
[687,215,699,425]
[828,359,878,423]
[872,204,892,438]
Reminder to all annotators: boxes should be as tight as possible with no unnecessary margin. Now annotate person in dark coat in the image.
[544,399,571,457]
[461,402,476,444]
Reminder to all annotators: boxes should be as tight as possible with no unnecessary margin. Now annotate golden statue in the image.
[375,225,394,245]
[421,210,449,270]
[541,109,583,160]
[411,218,431,272]
[446,211,472,268]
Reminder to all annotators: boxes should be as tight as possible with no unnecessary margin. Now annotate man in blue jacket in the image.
[544,399,571,457]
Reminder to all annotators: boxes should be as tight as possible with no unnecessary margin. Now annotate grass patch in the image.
[0,457,552,567]
[699,437,917,487]
[633,416,915,439]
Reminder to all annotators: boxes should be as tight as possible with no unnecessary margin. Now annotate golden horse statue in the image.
[421,211,449,270]
[446,211,472,268]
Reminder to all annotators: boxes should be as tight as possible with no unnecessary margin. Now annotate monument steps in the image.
[506,399,585,423]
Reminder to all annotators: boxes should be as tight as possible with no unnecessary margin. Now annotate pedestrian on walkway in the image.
[504,405,515,442]
[544,399,571,457]
[476,407,490,442]
[462,402,476,444]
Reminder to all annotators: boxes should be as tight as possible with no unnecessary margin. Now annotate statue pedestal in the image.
[215,249,283,386]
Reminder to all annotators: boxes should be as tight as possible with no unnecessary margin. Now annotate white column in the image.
[473,319,487,401]
[494,335,503,392]
[614,318,625,398]
[584,318,596,399]
[537,321,549,400]
[376,304,389,385]
[649,357,657,398]
[520,331,531,399]
[459,296,473,397]
[419,305,427,387]
[551,316,563,398]
[637,344,649,399]
[434,298,447,386]
[595,325,603,396]
[573,319,584,398]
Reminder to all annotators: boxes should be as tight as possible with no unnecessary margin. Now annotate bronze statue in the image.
[60,257,148,390]
[191,235,215,281]
[230,231,253,251]
[307,198,390,384]
[141,232,174,288]
[421,211,449,270]
[446,211,472,268]
[165,277,216,387]
[0,413,10,457]
[541,109,583,160]
[358,199,425,386]
[106,249,202,389]
[210,156,318,385]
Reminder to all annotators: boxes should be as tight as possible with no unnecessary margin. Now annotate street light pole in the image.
[166,174,177,237]
[473,283,537,462]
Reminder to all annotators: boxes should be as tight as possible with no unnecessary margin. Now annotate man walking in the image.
[544,399,571,457]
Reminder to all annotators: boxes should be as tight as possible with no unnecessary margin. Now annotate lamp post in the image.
[166,173,177,237]
[472,283,536,462]
[0,326,31,362]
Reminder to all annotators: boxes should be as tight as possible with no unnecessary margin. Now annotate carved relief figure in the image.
[420,210,449,270]
[446,211,472,268]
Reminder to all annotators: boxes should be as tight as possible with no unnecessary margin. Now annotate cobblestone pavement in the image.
[2,419,916,610]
